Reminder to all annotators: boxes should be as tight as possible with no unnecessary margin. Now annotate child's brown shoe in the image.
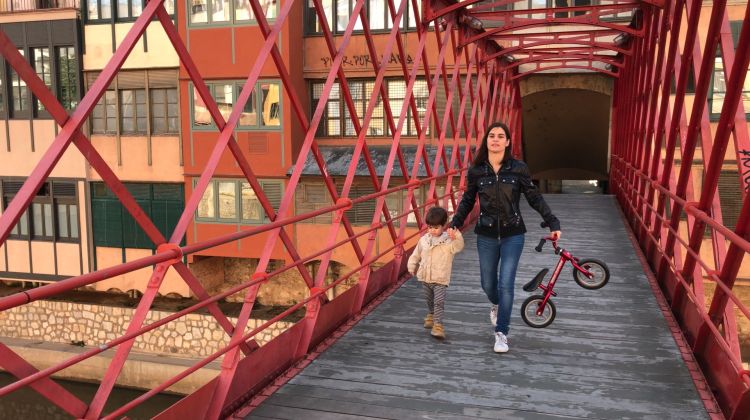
[423,313,434,328]
[431,323,445,339]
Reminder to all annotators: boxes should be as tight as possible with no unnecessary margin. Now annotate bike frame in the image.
[534,236,594,315]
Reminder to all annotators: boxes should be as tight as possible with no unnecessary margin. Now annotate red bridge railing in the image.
[611,1,750,418]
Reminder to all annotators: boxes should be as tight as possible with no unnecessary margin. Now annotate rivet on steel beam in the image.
[336,197,353,211]
[156,243,183,265]
[683,201,699,215]
[251,272,268,283]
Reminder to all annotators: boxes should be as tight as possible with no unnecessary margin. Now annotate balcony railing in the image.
[0,0,79,13]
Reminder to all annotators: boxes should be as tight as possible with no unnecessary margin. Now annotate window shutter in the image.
[125,183,152,200]
[52,181,76,197]
[92,199,123,247]
[297,182,331,223]
[117,71,146,89]
[730,21,742,50]
[122,199,152,248]
[261,180,283,220]
[2,180,25,194]
[85,71,102,89]
[345,183,376,225]
[148,69,178,88]
[718,171,742,229]
[92,182,115,199]
[153,183,184,201]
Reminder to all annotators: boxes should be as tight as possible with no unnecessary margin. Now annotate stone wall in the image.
[190,256,357,306]
[0,300,293,357]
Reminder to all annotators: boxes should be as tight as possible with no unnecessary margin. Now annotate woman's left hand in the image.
[551,230,561,241]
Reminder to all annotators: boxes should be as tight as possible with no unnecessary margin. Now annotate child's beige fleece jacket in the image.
[407,231,464,286]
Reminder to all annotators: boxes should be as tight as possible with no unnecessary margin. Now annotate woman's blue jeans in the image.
[476,233,525,335]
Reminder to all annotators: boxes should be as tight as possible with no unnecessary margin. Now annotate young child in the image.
[407,206,464,339]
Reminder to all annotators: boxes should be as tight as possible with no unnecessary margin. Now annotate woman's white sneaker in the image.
[490,305,498,326]
[493,332,509,353]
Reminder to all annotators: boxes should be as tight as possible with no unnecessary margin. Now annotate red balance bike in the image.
[520,223,610,328]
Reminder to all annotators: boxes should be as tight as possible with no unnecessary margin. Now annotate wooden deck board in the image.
[246,195,708,420]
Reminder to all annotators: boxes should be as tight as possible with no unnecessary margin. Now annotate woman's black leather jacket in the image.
[450,158,560,238]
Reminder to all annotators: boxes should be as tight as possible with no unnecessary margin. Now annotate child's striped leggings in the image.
[423,283,447,325]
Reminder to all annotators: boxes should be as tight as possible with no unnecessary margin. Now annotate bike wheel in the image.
[573,258,610,289]
[521,295,556,328]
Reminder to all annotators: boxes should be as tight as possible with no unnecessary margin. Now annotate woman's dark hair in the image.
[425,206,449,226]
[473,122,512,166]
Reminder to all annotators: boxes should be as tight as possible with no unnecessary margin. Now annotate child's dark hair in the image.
[425,206,448,226]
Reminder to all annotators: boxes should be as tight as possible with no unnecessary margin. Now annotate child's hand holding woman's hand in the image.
[447,227,458,240]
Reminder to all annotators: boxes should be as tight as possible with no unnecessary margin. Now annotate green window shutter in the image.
[151,199,186,245]
[125,183,151,200]
[92,199,123,247]
[151,200,169,242]
[730,21,742,50]
[122,199,153,248]
[153,183,184,201]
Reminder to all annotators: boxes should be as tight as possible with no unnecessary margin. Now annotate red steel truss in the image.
[612,0,750,418]
[0,0,748,418]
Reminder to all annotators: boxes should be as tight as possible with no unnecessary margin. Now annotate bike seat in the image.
[523,268,549,292]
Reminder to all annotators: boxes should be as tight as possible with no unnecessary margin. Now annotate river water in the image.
[0,372,183,419]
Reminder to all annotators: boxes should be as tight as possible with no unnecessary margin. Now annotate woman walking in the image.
[450,122,561,353]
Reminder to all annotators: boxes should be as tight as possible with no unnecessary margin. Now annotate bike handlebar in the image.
[535,236,561,254]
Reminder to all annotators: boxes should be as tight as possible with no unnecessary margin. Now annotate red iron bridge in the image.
[0,0,749,418]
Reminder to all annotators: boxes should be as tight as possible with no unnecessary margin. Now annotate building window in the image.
[57,47,79,110]
[2,46,78,119]
[31,47,52,114]
[10,49,29,117]
[189,0,277,25]
[87,0,175,22]
[312,79,427,137]
[90,183,184,249]
[511,0,632,20]
[117,0,143,19]
[88,70,179,135]
[119,89,147,134]
[296,182,332,223]
[191,80,281,130]
[87,0,112,20]
[305,0,420,34]
[1,180,79,242]
[92,91,118,134]
[195,178,283,224]
[383,184,426,227]
[150,88,179,134]
[710,21,749,121]
[0,65,5,116]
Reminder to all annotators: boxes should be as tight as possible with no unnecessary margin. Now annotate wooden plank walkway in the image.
[247,195,709,419]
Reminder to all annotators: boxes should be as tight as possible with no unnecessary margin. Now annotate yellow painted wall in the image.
[30,241,55,275]
[83,22,179,71]
[0,121,86,178]
[93,246,189,296]
[5,241,29,273]
[87,135,183,182]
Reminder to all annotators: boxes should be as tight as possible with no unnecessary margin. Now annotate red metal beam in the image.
[509,64,619,80]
